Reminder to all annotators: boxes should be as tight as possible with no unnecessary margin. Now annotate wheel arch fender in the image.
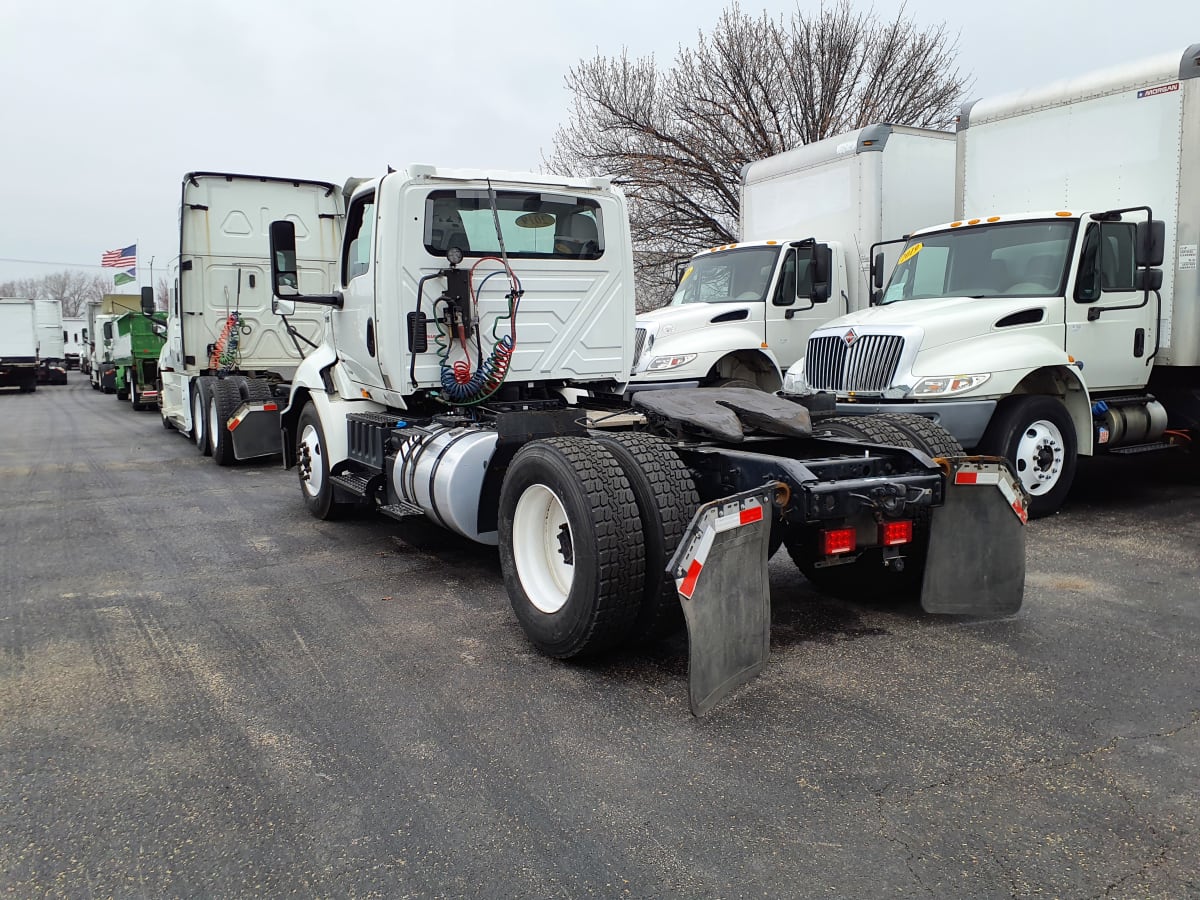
[286,390,388,473]
[1010,365,1093,456]
[708,349,783,391]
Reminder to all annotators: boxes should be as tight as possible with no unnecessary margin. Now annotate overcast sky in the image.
[1,0,1195,288]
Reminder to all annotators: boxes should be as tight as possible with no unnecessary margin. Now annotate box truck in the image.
[158,171,338,465]
[0,298,40,393]
[34,299,67,384]
[263,164,1029,713]
[788,44,1200,516]
[627,125,955,392]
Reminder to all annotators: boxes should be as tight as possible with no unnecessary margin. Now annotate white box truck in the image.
[788,44,1200,516]
[263,164,1029,712]
[34,298,67,384]
[158,171,338,465]
[627,125,955,392]
[0,298,40,393]
[63,316,86,370]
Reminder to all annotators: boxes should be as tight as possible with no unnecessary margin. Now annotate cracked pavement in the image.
[1,378,1198,898]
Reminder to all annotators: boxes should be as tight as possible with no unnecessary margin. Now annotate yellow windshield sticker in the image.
[897,243,923,265]
[680,266,694,283]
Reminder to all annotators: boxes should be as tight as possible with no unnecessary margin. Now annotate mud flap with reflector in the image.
[667,485,779,717]
[228,402,283,461]
[920,458,1029,617]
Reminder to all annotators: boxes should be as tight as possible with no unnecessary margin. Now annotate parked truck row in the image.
[63,164,1026,714]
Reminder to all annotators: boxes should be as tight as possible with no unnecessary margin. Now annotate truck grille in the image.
[806,334,905,392]
[632,327,649,371]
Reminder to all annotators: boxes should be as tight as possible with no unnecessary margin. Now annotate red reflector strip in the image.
[821,527,856,555]
[263,402,278,411]
[679,559,703,599]
[954,471,978,484]
[879,519,913,546]
[739,506,763,526]
[143,390,158,397]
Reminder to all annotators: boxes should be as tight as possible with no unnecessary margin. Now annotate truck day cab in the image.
[788,44,1200,516]
[628,125,955,393]
[266,164,1030,712]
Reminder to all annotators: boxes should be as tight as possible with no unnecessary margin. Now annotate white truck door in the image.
[1066,221,1153,391]
[331,193,385,390]
[764,245,843,369]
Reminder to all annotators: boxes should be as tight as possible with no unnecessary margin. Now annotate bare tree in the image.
[548,1,969,308]
[0,270,111,316]
[156,276,170,311]
[42,271,111,317]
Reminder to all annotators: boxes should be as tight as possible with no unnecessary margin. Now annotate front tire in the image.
[978,395,1076,518]
[297,401,348,520]
[498,437,645,659]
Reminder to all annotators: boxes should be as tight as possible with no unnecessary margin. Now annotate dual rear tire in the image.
[498,434,698,659]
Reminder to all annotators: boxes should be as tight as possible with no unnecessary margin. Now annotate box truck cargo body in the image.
[629,125,955,392]
[0,298,40,392]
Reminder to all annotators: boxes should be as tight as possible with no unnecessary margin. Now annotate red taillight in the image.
[263,402,278,411]
[821,527,857,555]
[879,520,913,546]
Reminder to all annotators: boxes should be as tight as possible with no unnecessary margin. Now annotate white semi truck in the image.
[158,171,337,465]
[627,125,955,393]
[63,316,86,370]
[265,164,1030,713]
[787,44,1200,517]
[34,299,68,385]
[0,298,40,393]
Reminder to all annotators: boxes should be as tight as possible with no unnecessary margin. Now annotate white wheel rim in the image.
[209,397,221,453]
[192,391,205,446]
[1014,419,1065,496]
[299,422,324,498]
[512,484,574,614]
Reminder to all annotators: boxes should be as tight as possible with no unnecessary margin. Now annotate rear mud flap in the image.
[667,485,780,717]
[920,459,1029,617]
[228,403,283,461]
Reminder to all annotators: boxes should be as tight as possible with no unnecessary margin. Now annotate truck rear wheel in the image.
[978,395,1076,518]
[208,379,241,466]
[593,432,700,641]
[192,379,212,456]
[297,402,350,520]
[498,437,645,659]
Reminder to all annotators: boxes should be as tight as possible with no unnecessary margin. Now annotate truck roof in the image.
[399,164,616,193]
[959,43,1200,128]
[908,210,1089,236]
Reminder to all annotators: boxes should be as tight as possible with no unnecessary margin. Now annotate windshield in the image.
[881,220,1077,304]
[671,246,780,305]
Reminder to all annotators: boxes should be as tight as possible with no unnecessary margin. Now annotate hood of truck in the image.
[814,295,1056,352]
[638,302,760,338]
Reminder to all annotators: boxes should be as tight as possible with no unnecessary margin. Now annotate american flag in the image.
[101,244,137,268]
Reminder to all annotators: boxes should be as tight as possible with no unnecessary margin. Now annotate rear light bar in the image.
[879,519,913,546]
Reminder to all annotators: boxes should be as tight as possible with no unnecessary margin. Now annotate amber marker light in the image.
[1056,211,1073,217]
[968,218,981,225]
[950,221,963,227]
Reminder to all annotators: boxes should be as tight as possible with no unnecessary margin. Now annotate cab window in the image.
[342,193,376,285]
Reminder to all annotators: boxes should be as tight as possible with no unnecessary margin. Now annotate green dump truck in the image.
[109,296,167,409]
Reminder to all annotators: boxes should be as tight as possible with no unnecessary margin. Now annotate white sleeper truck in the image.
[267,164,1030,714]
[0,298,40,393]
[158,171,336,465]
[789,44,1200,517]
[628,125,955,393]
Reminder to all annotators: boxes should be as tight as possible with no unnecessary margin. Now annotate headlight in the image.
[782,361,807,394]
[646,353,697,371]
[909,374,990,397]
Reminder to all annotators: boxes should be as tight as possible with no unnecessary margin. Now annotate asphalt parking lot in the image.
[1,376,1197,899]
